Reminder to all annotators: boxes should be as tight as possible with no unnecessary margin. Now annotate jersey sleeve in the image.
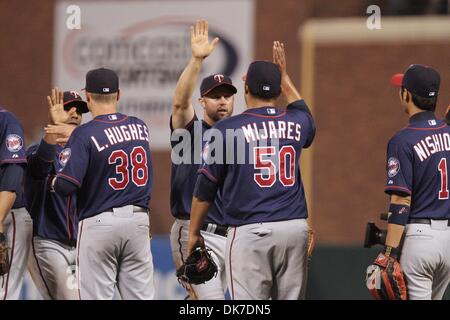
[287,99,316,148]
[197,126,227,186]
[384,140,413,196]
[26,140,55,180]
[56,129,90,187]
[0,119,26,165]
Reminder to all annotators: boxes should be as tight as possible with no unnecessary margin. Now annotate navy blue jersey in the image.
[57,113,153,220]
[25,141,77,243]
[385,111,450,219]
[198,100,315,226]
[170,115,223,224]
[0,108,26,208]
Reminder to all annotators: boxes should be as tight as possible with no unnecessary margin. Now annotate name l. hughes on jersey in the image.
[91,122,150,152]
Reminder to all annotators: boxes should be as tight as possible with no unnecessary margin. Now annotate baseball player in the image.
[0,108,32,300]
[367,64,450,300]
[25,90,88,300]
[170,20,236,300]
[188,42,316,300]
[49,68,154,300]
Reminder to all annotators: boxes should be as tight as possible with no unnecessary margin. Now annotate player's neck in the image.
[89,104,118,118]
[407,104,429,118]
[245,96,276,109]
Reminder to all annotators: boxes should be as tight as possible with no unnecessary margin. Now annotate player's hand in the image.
[187,233,205,256]
[47,88,76,125]
[44,122,77,144]
[191,20,219,60]
[273,41,287,77]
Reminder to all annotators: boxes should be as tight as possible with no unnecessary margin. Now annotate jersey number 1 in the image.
[253,146,296,187]
[108,146,148,190]
[438,158,449,200]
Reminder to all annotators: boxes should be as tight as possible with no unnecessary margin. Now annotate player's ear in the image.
[199,97,205,108]
[405,90,410,103]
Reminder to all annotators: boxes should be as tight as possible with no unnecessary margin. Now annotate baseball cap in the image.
[63,91,88,114]
[200,74,237,97]
[391,64,440,98]
[85,68,119,94]
[245,61,281,99]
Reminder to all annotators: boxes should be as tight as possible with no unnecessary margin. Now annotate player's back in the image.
[62,113,153,220]
[207,100,315,226]
[386,112,450,218]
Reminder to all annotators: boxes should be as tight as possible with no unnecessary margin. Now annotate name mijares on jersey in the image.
[242,120,302,143]
[413,132,450,162]
[90,123,149,152]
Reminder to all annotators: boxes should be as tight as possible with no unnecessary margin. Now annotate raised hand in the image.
[273,41,287,76]
[46,88,76,125]
[191,20,219,60]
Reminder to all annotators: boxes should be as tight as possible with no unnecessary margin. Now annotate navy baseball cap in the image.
[245,61,281,99]
[63,91,88,114]
[391,64,440,98]
[200,74,237,97]
[85,68,119,94]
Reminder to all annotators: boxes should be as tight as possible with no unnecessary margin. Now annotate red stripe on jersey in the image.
[57,173,81,187]
[406,124,447,131]
[2,212,16,300]
[93,116,129,124]
[385,186,411,194]
[0,158,26,164]
[229,227,237,300]
[198,168,218,183]
[243,111,287,119]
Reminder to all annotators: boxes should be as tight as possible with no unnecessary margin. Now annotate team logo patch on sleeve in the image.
[59,148,72,166]
[387,157,400,177]
[6,134,23,152]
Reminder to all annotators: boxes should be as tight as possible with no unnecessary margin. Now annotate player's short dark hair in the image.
[89,92,118,104]
[247,87,281,101]
[402,87,437,112]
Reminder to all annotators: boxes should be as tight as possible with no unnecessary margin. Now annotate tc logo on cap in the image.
[214,74,224,82]
[262,85,270,91]
[103,88,110,93]
[70,91,80,98]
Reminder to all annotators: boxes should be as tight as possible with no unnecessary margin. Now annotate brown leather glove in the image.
[366,246,408,300]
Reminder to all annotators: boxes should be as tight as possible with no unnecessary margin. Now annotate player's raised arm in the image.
[172,20,219,129]
[272,41,302,105]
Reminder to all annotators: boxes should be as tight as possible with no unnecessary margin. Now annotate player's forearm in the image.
[189,196,211,236]
[385,194,410,248]
[385,223,405,248]
[0,191,16,232]
[173,57,204,109]
[280,73,302,105]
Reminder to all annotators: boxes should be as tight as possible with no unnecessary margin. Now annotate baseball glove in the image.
[366,247,407,300]
[0,232,10,276]
[176,247,217,285]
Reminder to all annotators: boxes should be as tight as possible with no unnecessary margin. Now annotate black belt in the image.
[105,206,148,213]
[60,239,77,247]
[201,223,228,237]
[409,218,450,226]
